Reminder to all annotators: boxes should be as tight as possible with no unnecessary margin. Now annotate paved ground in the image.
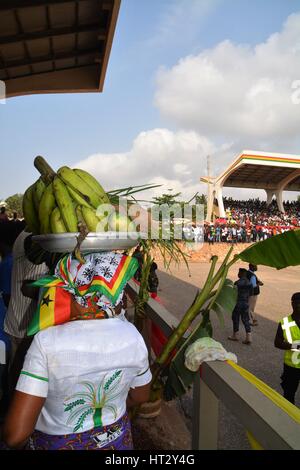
[155,260,300,449]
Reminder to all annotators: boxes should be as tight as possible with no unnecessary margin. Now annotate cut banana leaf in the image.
[163,277,237,400]
[209,278,237,328]
[238,229,300,269]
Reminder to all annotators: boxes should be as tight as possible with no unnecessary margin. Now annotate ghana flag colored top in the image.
[28,252,138,335]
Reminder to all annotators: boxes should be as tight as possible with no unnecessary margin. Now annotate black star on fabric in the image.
[42,295,53,307]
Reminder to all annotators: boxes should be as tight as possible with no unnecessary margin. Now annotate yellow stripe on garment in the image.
[79,256,132,297]
[39,287,56,331]
[227,360,300,450]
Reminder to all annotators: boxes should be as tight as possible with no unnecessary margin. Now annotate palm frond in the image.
[80,381,96,396]
[104,404,118,420]
[66,404,92,425]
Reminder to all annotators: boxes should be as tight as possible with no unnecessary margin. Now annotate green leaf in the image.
[238,230,300,269]
[163,313,212,401]
[209,278,237,327]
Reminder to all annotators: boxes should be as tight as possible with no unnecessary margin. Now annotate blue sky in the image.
[1,0,300,199]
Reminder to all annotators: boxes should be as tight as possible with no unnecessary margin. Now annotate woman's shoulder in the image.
[33,318,143,349]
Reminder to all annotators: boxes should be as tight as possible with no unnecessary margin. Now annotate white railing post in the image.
[192,372,219,450]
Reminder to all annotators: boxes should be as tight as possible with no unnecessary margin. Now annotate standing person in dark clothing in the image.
[228,268,253,345]
[247,264,263,326]
[148,262,159,298]
[132,245,143,282]
[274,293,300,404]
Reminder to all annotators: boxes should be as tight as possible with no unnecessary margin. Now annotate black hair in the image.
[291,292,300,303]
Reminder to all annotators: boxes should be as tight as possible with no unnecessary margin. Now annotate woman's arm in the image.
[2,391,45,449]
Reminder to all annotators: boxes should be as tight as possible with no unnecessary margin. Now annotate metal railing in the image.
[126,280,300,450]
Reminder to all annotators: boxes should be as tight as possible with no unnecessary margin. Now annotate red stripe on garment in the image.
[54,288,72,325]
[77,256,127,291]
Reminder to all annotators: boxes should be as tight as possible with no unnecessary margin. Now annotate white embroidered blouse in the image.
[16,318,152,435]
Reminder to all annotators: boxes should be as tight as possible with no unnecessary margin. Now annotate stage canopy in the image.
[201,150,300,221]
[0,0,120,98]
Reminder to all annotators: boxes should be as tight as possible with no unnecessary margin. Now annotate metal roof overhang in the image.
[0,0,121,98]
[201,151,300,192]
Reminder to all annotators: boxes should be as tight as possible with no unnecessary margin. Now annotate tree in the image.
[5,193,23,217]
[152,192,182,206]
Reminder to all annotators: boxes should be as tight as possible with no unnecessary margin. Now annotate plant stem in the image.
[153,247,239,369]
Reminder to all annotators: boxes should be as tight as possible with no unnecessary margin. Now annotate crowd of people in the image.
[203,197,300,244]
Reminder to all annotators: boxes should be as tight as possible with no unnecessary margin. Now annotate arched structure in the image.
[201,150,300,222]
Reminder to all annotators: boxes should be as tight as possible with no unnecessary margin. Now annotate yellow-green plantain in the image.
[67,185,94,209]
[39,182,56,234]
[33,177,46,212]
[23,184,40,234]
[53,177,78,232]
[73,168,110,204]
[57,166,103,209]
[75,205,85,225]
[50,207,67,233]
[82,206,106,232]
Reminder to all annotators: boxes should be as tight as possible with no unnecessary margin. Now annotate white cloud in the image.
[155,13,300,142]
[75,13,300,203]
[74,128,233,201]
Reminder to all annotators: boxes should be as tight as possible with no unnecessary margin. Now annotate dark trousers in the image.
[281,363,300,404]
[232,302,251,333]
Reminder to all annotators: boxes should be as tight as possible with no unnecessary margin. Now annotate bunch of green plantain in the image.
[22,156,122,235]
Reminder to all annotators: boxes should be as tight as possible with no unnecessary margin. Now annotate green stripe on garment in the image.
[20,371,49,382]
[136,367,150,377]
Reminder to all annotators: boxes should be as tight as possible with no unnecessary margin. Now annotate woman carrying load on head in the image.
[2,252,151,450]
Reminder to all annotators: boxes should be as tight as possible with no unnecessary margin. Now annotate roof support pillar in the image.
[216,185,226,218]
[265,189,275,206]
[274,190,284,213]
[206,183,214,223]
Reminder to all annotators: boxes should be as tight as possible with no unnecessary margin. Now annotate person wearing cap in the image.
[274,292,300,404]
[228,268,253,345]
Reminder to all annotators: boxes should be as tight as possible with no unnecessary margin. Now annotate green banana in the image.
[23,184,40,234]
[50,207,67,234]
[82,206,104,232]
[57,166,103,209]
[74,168,110,204]
[67,185,94,209]
[33,177,46,212]
[39,182,56,234]
[53,177,78,232]
[75,205,85,225]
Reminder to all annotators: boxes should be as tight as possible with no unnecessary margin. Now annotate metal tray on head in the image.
[32,232,145,253]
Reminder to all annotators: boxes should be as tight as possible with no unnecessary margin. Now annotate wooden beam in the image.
[5,63,99,97]
[0,0,91,10]
[98,0,120,91]
[3,62,95,82]
[14,8,34,75]
[0,24,106,45]
[1,47,102,70]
